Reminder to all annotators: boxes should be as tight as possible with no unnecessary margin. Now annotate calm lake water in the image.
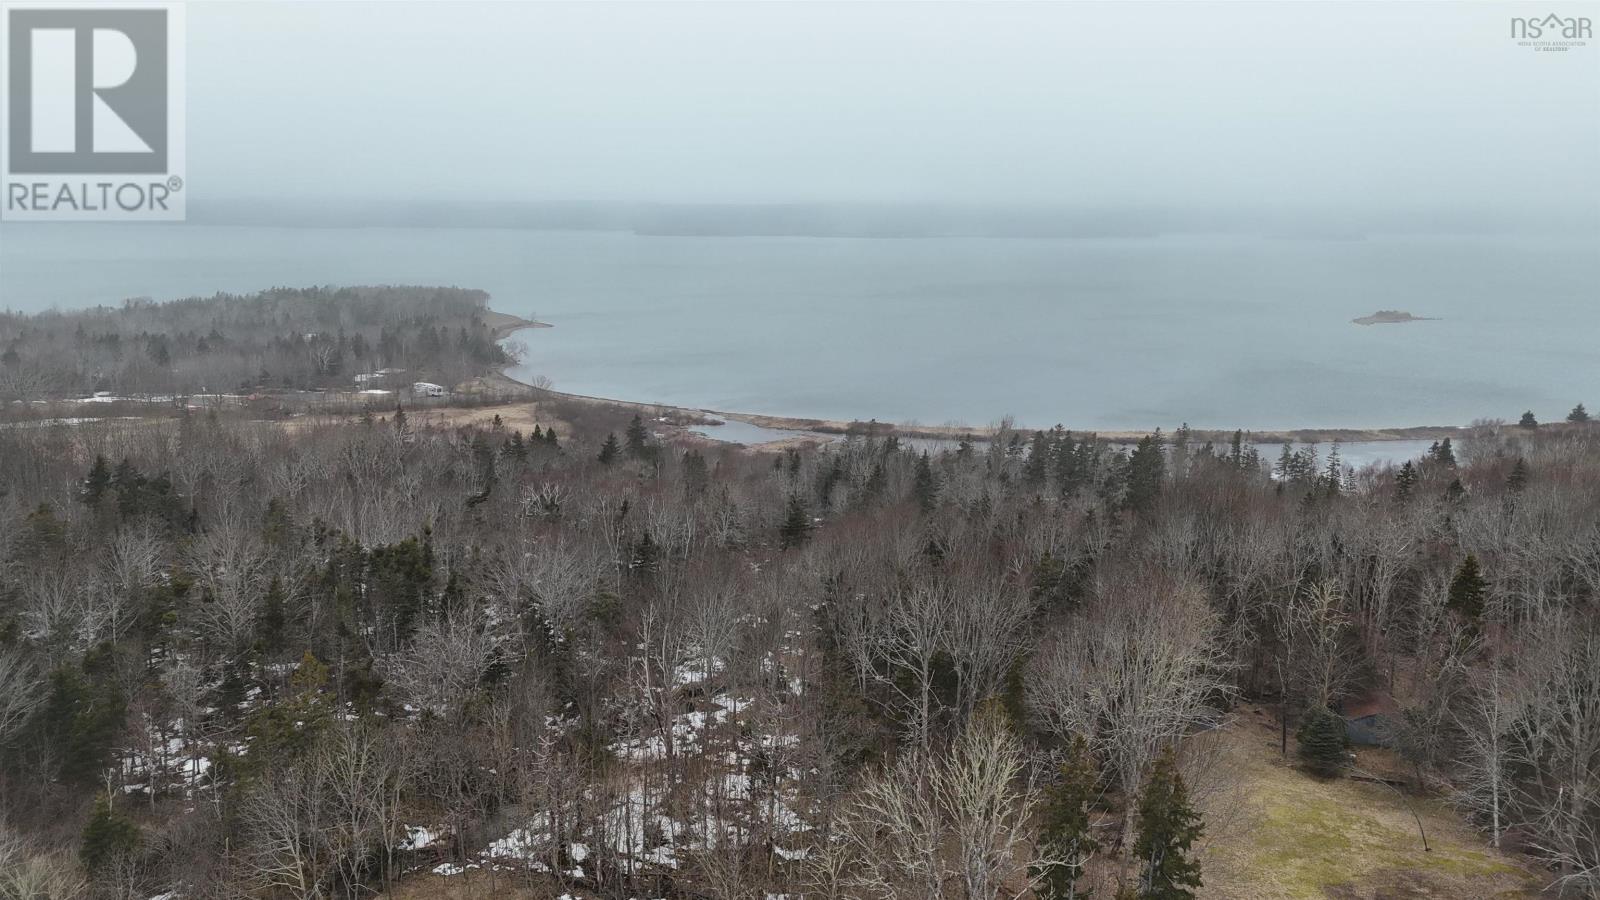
[2,223,1594,431]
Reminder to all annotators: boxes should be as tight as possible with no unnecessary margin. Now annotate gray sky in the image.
[189,1,1598,222]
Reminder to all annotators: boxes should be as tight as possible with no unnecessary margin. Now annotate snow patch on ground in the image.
[398,825,443,851]
[463,637,817,882]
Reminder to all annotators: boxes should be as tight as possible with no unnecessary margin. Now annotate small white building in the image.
[412,382,446,398]
[355,368,407,386]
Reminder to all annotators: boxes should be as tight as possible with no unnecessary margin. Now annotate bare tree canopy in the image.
[1,291,1598,897]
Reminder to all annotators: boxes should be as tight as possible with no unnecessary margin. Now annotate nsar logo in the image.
[1510,13,1592,53]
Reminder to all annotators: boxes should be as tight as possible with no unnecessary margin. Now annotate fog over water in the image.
[173,2,1596,220]
[2,2,1595,429]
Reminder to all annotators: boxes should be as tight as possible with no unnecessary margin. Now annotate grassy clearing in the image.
[402,400,569,437]
[1197,707,1540,899]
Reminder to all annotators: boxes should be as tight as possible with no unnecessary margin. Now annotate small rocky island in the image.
[1353,310,1435,326]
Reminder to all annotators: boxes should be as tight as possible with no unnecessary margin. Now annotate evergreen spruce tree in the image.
[1429,438,1457,467]
[1056,437,1085,497]
[21,503,64,557]
[243,651,332,765]
[912,452,937,513]
[1023,431,1051,488]
[1034,736,1100,900]
[1518,410,1538,429]
[470,432,496,487]
[111,458,144,519]
[214,656,250,711]
[42,663,124,786]
[80,793,140,872]
[1395,460,1417,502]
[1506,458,1528,493]
[814,457,844,512]
[1126,431,1166,513]
[682,450,710,497]
[263,497,295,548]
[1133,747,1204,900]
[1323,444,1343,498]
[1241,445,1261,474]
[779,494,812,549]
[1296,706,1349,778]
[597,433,620,465]
[1169,423,1192,479]
[258,577,288,654]
[624,414,656,461]
[1568,403,1590,423]
[81,455,111,505]
[1275,444,1295,482]
[1030,552,1072,612]
[630,532,660,577]
[1448,554,1487,621]
[1291,445,1318,482]
[368,537,433,645]
[1446,477,1467,502]
[544,427,559,449]
[860,462,887,507]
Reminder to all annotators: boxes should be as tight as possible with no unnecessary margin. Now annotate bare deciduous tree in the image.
[0,647,44,744]
[1277,580,1358,713]
[852,578,953,754]
[1030,572,1234,847]
[0,825,89,899]
[1510,617,1600,893]
[841,714,1038,900]
[185,508,272,651]
[383,610,500,721]
[1453,660,1522,849]
[943,569,1033,727]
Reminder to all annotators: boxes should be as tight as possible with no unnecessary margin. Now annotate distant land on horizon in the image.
[172,199,1600,239]
[1353,310,1438,326]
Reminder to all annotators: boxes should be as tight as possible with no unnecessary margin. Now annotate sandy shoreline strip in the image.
[483,309,551,340]
[489,314,1463,445]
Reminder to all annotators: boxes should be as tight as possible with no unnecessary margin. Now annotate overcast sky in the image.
[188,1,1598,222]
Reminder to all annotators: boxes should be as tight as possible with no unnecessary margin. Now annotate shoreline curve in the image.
[490,316,1465,446]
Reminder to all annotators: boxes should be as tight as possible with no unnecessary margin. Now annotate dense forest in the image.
[1,296,1599,899]
[0,287,512,400]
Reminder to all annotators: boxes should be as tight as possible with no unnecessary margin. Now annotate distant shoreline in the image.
[483,309,550,340]
[489,314,1463,445]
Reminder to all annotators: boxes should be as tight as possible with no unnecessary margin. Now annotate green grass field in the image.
[1197,707,1541,899]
